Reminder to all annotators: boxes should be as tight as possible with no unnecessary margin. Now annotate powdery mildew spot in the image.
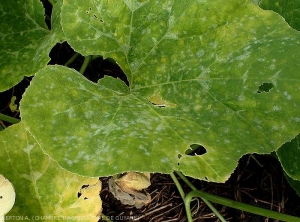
[273,106,281,111]
[23,145,34,153]
[283,91,292,100]
[160,157,169,163]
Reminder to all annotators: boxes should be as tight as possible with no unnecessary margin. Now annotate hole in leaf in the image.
[151,103,165,108]
[78,184,89,198]
[81,184,89,189]
[177,154,182,166]
[84,197,88,200]
[86,7,104,23]
[185,144,207,156]
[257,82,274,93]
[205,176,208,180]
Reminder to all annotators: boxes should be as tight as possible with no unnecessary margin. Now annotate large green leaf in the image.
[0,123,101,221]
[258,0,300,30]
[277,134,300,180]
[285,173,300,196]
[277,134,300,195]
[0,0,65,92]
[254,0,300,193]
[20,0,300,182]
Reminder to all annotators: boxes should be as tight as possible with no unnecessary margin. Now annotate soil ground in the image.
[98,154,300,222]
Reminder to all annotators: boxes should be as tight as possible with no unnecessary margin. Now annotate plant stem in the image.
[170,172,192,221]
[79,55,92,74]
[176,171,300,222]
[184,192,226,222]
[91,55,102,61]
[171,172,226,222]
[64,52,80,67]
[170,172,185,199]
[100,213,112,222]
[175,171,197,190]
[0,113,20,124]
[175,171,226,222]
[48,0,55,6]
[186,190,300,222]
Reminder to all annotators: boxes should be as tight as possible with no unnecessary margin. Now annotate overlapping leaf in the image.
[0,0,65,92]
[21,0,300,182]
[0,123,101,221]
[256,0,300,195]
[277,134,300,180]
[259,0,300,30]
[285,173,300,196]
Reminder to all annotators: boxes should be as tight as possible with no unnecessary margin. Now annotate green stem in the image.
[100,213,112,222]
[176,171,300,221]
[64,52,80,67]
[170,172,193,221]
[48,0,55,6]
[91,55,102,61]
[79,56,92,74]
[176,171,197,190]
[171,172,225,222]
[170,172,185,199]
[176,171,226,222]
[186,190,300,222]
[184,192,226,222]
[0,113,20,124]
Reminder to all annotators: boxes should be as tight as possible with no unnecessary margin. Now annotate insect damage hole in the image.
[86,7,92,13]
[85,7,104,23]
[257,82,274,93]
[77,184,89,198]
[177,154,182,166]
[148,92,176,108]
[185,144,207,156]
[86,7,92,14]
